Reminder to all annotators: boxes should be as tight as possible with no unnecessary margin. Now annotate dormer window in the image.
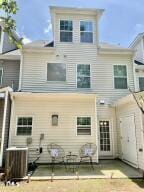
[60,20,73,42]
[80,21,93,43]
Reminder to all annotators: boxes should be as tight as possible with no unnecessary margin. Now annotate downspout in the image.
[95,95,99,163]
[18,49,23,91]
[0,90,8,167]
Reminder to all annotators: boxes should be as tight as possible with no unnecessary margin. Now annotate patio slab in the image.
[28,160,143,180]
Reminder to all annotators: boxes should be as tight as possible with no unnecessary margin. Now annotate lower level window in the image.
[0,68,3,85]
[139,77,144,91]
[77,117,91,135]
[17,117,32,136]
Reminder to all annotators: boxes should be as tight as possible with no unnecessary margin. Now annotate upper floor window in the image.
[17,117,33,136]
[47,63,66,81]
[77,64,90,88]
[113,65,127,89]
[0,68,3,86]
[80,21,93,43]
[60,20,73,42]
[139,77,144,91]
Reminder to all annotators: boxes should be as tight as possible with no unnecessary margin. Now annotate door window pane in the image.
[99,121,111,151]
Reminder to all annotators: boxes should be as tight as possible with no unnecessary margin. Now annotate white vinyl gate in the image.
[120,115,138,167]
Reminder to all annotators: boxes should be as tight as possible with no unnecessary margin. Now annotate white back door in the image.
[120,115,138,167]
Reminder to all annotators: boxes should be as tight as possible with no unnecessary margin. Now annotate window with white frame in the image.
[139,77,144,91]
[80,21,93,43]
[0,68,3,86]
[47,63,66,81]
[77,117,91,135]
[60,20,73,42]
[77,64,90,88]
[17,117,32,136]
[113,65,127,89]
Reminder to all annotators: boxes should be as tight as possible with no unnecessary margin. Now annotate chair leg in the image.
[90,157,94,170]
[51,159,55,173]
[78,158,82,170]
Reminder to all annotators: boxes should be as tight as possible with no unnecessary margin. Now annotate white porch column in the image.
[0,91,8,167]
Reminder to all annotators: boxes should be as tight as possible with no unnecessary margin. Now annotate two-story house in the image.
[0,21,20,167]
[7,6,144,170]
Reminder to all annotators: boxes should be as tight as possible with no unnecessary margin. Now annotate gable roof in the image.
[129,33,144,48]
[134,60,144,65]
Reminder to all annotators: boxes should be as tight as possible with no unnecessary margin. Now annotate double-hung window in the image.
[113,65,127,89]
[139,77,144,91]
[77,117,91,135]
[47,63,66,81]
[80,21,93,43]
[77,64,90,88]
[0,68,3,86]
[17,117,33,136]
[60,20,73,42]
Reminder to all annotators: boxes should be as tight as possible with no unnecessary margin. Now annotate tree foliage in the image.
[0,0,22,48]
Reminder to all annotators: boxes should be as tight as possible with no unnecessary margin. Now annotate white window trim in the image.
[59,19,73,43]
[113,64,128,89]
[15,116,34,136]
[76,63,91,89]
[46,63,67,83]
[0,67,3,86]
[79,20,94,44]
[76,116,92,136]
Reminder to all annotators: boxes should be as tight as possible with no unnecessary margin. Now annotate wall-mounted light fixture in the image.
[52,114,58,126]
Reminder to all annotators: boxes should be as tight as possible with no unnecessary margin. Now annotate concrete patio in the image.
[28,160,143,180]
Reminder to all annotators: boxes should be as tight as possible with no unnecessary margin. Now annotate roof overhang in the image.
[0,49,21,60]
[50,6,104,17]
[11,92,96,100]
[98,48,134,55]
[22,47,56,53]
[113,94,134,107]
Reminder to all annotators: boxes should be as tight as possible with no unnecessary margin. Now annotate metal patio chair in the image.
[78,143,97,170]
[47,143,66,172]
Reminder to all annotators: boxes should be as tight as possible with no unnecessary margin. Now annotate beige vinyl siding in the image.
[116,101,144,170]
[9,95,97,163]
[133,39,144,63]
[0,60,20,91]
[21,53,134,102]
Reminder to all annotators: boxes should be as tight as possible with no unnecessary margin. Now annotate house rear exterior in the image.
[0,22,20,166]
[7,6,144,170]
